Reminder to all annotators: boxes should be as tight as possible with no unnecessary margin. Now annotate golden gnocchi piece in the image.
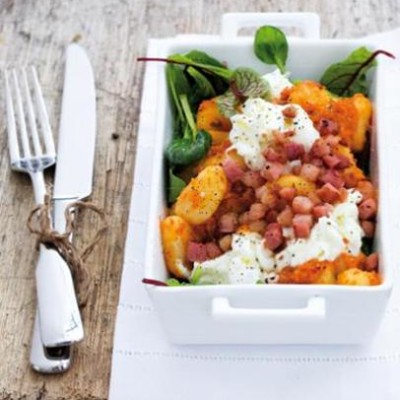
[174,165,228,225]
[351,94,373,152]
[316,264,336,284]
[276,174,316,196]
[285,81,373,153]
[194,152,225,174]
[278,260,336,284]
[196,99,232,133]
[286,80,332,115]
[160,215,193,279]
[335,144,356,165]
[337,267,380,286]
[206,129,230,145]
[333,253,366,275]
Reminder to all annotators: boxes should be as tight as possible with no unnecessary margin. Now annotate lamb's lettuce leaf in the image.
[254,25,288,73]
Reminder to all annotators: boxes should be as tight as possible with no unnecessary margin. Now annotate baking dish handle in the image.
[211,296,325,323]
[221,12,320,40]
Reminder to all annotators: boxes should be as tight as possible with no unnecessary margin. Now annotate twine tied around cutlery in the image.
[27,194,108,308]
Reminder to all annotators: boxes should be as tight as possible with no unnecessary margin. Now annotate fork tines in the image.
[4,67,56,172]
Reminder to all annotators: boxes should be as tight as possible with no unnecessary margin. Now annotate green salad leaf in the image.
[216,67,271,117]
[233,67,270,99]
[216,90,237,118]
[184,50,227,68]
[190,266,203,285]
[167,168,186,203]
[165,267,202,286]
[166,64,192,133]
[254,26,288,73]
[185,50,230,94]
[165,70,212,168]
[166,130,212,166]
[320,48,395,97]
[320,47,375,96]
[361,238,373,256]
[166,278,187,286]
[168,53,233,80]
[186,66,216,104]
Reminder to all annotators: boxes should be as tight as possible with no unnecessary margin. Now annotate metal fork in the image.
[5,68,55,200]
[4,66,71,373]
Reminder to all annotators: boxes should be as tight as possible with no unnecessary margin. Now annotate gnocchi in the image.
[337,268,380,286]
[286,80,373,152]
[276,174,316,196]
[160,216,193,279]
[174,165,228,225]
[196,99,232,134]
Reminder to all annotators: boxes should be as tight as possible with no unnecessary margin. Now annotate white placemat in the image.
[109,30,400,400]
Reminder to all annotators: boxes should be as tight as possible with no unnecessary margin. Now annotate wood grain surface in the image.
[0,0,398,399]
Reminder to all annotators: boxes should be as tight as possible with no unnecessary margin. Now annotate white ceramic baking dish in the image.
[143,13,393,344]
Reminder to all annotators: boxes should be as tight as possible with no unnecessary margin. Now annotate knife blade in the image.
[53,43,96,202]
[35,44,96,348]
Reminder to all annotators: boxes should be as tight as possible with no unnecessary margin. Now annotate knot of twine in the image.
[27,195,108,308]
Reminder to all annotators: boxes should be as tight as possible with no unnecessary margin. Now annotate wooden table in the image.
[0,0,398,398]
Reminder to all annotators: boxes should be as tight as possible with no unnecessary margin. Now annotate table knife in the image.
[34,43,96,348]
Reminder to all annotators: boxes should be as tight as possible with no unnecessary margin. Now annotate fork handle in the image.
[30,171,47,204]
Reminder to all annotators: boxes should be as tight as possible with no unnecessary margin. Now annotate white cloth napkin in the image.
[109,29,400,400]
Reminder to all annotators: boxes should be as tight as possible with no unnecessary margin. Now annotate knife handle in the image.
[36,244,84,347]
[30,312,71,373]
[37,196,84,346]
